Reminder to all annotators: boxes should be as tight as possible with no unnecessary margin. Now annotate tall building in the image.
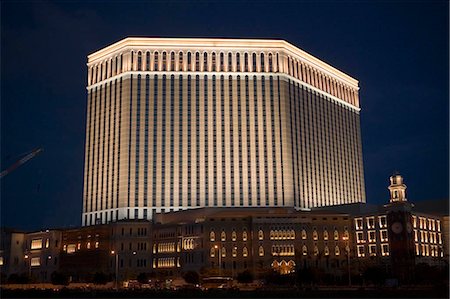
[82,38,365,226]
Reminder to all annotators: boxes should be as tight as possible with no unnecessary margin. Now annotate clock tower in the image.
[385,173,415,283]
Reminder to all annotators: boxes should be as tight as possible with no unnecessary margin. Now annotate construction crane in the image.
[0,147,43,179]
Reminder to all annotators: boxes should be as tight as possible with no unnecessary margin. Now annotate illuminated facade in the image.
[82,38,366,226]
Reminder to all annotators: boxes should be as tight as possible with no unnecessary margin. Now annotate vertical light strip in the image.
[204,75,209,207]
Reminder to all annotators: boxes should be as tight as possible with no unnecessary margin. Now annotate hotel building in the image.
[82,38,365,226]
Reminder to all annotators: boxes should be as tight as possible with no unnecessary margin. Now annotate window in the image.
[369,245,377,256]
[334,230,339,241]
[232,247,237,257]
[221,247,226,257]
[221,231,226,242]
[379,216,387,228]
[232,230,237,242]
[335,246,340,256]
[314,245,319,256]
[31,257,40,267]
[258,230,264,240]
[381,244,389,256]
[355,218,363,230]
[380,230,388,242]
[259,246,264,257]
[243,247,248,257]
[95,241,99,248]
[412,216,417,228]
[0,257,3,266]
[357,245,365,257]
[301,229,307,240]
[210,247,215,257]
[356,232,364,243]
[368,231,376,243]
[323,230,329,241]
[210,231,215,242]
[313,229,318,241]
[324,246,330,256]
[31,239,43,250]
[178,52,183,71]
[437,220,441,232]
[45,239,49,248]
[302,245,308,256]
[366,217,375,229]
[242,230,248,241]
[67,244,76,254]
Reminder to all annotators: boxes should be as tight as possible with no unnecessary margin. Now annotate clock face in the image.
[406,222,412,233]
[391,222,403,234]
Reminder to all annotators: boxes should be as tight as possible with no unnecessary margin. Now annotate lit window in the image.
[77,243,81,250]
[243,247,248,257]
[379,216,387,228]
[95,242,99,249]
[0,257,3,266]
[232,247,237,257]
[366,217,375,229]
[438,233,442,244]
[301,229,307,240]
[270,230,274,240]
[369,245,377,256]
[314,245,319,256]
[259,246,264,257]
[313,230,318,241]
[415,243,420,256]
[63,245,67,252]
[335,246,340,256]
[368,231,376,243]
[437,220,441,232]
[221,231,226,242]
[67,244,76,254]
[258,230,264,240]
[323,230,329,241]
[45,239,49,248]
[221,247,226,257]
[232,231,237,242]
[210,231,215,242]
[412,216,417,228]
[414,230,418,242]
[431,219,436,231]
[356,232,364,243]
[381,244,389,256]
[424,231,428,243]
[357,245,365,257]
[31,257,40,267]
[210,247,215,258]
[242,230,248,241]
[31,239,43,250]
[87,242,91,249]
[380,230,388,242]
[324,246,330,256]
[334,230,339,241]
[355,218,363,230]
[343,229,349,239]
[302,245,308,256]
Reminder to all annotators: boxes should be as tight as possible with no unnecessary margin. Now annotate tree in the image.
[237,270,254,283]
[51,271,70,286]
[183,271,200,285]
[137,272,149,284]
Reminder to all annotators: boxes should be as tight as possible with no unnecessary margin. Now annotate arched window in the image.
[195,52,200,71]
[221,247,226,257]
[154,52,159,71]
[210,247,215,257]
[323,230,329,241]
[232,246,237,257]
[242,230,248,241]
[227,52,232,72]
[203,52,208,71]
[302,245,308,256]
[187,52,192,71]
[178,52,183,71]
[258,230,264,240]
[220,52,224,71]
[301,229,307,240]
[275,53,279,72]
[211,52,216,71]
[244,53,249,72]
[137,51,142,71]
[236,52,241,72]
[232,230,237,241]
[268,53,273,72]
[162,52,167,71]
[270,230,275,240]
[313,229,318,241]
[99,63,103,81]
[221,231,226,242]
[170,52,175,71]
[335,246,340,256]
[210,231,215,242]
[260,53,265,72]
[259,246,264,257]
[291,230,296,240]
[243,247,248,257]
[314,245,319,256]
[252,53,257,72]
[334,230,339,241]
[324,246,330,256]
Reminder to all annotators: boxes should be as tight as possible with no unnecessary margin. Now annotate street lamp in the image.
[111,250,119,290]
[214,245,221,276]
[342,236,351,286]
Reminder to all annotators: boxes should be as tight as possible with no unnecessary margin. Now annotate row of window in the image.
[413,216,441,231]
[414,230,442,244]
[357,244,390,257]
[354,216,387,230]
[415,243,444,257]
[356,230,389,243]
[63,242,99,253]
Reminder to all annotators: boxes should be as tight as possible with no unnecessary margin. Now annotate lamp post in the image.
[111,250,119,290]
[342,236,351,286]
[24,254,31,279]
[214,245,221,276]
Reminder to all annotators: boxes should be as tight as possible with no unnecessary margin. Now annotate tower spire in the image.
[388,173,407,203]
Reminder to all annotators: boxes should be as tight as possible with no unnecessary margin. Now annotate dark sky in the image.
[1,1,448,231]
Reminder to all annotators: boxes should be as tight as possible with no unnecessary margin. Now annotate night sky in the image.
[1,1,448,231]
